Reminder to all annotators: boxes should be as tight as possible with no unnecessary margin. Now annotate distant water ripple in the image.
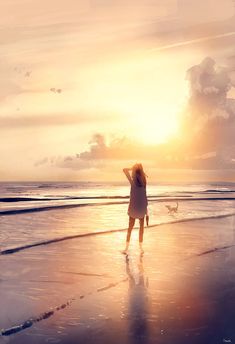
[1,197,235,216]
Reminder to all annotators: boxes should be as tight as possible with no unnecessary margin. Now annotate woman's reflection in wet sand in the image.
[125,254,149,344]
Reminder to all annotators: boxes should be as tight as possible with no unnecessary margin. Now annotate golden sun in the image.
[125,102,180,145]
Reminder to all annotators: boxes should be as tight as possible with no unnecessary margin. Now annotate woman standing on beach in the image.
[123,163,148,253]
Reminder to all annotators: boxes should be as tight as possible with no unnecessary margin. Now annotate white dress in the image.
[128,181,148,219]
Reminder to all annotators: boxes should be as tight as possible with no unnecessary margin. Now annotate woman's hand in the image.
[123,168,132,184]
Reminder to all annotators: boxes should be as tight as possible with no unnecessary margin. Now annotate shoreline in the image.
[1,211,235,256]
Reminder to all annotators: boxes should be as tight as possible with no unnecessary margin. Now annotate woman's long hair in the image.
[131,163,147,187]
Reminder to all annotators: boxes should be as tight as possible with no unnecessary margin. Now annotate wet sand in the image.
[1,216,235,344]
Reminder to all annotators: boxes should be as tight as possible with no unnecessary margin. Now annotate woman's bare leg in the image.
[139,218,144,252]
[124,217,135,251]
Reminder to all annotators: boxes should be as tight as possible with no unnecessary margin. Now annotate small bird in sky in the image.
[25,71,32,77]
[50,88,62,93]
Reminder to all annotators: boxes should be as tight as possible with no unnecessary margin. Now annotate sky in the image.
[1,0,235,182]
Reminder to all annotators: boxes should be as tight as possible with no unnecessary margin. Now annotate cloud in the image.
[78,134,132,160]
[180,55,235,167]
[34,157,48,167]
[35,55,235,172]
[34,134,146,170]
[0,112,113,128]
[186,56,232,119]
[35,153,106,170]
[75,133,172,162]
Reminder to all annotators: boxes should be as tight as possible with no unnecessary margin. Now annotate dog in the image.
[165,202,178,214]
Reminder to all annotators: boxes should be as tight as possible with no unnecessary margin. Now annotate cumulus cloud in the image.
[35,134,152,170]
[77,134,133,160]
[181,55,235,168]
[186,56,233,119]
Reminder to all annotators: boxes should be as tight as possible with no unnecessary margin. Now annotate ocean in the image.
[1,181,235,343]
[1,181,235,253]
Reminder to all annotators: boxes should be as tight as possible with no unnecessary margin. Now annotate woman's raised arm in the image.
[123,168,132,184]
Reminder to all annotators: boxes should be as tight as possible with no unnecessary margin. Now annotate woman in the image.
[122,163,148,253]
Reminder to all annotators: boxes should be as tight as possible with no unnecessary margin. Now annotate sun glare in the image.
[125,102,180,145]
[138,109,179,145]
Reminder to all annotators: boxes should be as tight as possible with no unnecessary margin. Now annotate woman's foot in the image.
[121,243,129,254]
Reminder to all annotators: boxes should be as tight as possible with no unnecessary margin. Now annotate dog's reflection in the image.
[125,254,149,344]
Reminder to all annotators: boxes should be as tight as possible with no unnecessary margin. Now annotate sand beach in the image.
[1,207,235,344]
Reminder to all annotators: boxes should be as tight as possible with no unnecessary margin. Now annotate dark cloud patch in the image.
[64,156,73,162]
[34,157,48,167]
